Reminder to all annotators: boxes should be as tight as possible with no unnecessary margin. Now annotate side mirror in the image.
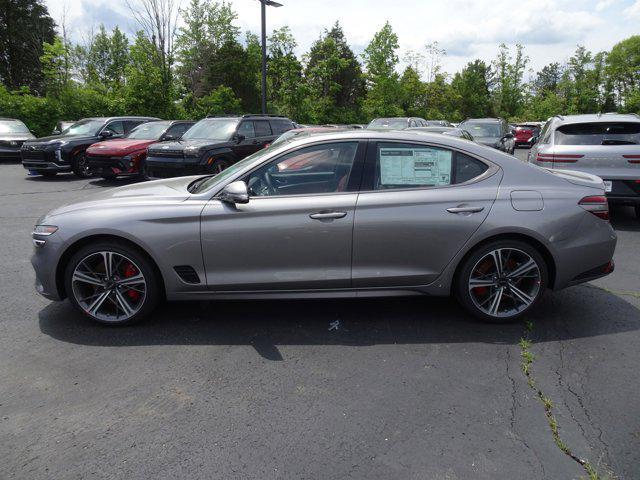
[529,136,538,145]
[219,180,249,204]
[504,132,514,139]
[99,130,113,138]
[161,134,176,141]
[234,133,245,144]
[51,129,60,135]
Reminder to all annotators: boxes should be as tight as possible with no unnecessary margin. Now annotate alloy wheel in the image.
[71,251,147,322]
[468,248,541,319]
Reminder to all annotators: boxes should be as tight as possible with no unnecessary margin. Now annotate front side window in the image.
[245,142,359,197]
[237,121,256,138]
[165,123,191,139]
[373,142,488,190]
[126,121,170,140]
[104,121,124,135]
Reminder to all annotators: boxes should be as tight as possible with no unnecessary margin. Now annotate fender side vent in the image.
[173,266,201,284]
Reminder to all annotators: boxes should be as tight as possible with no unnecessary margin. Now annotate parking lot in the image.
[1,148,639,479]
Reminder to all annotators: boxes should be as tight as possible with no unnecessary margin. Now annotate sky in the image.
[45,0,640,78]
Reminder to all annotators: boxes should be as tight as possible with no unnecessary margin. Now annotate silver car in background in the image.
[529,113,640,219]
[31,131,616,325]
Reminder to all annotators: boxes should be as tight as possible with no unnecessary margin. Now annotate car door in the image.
[200,140,366,291]
[352,140,501,288]
[253,120,273,148]
[233,120,258,159]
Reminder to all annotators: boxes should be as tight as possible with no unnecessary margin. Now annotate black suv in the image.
[458,118,515,154]
[145,115,295,178]
[21,116,159,178]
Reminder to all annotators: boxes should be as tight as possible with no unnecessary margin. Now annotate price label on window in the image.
[379,147,452,186]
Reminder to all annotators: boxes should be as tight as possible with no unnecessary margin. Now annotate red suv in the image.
[514,124,541,148]
[87,120,194,179]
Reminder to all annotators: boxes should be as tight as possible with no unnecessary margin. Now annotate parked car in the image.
[528,113,640,219]
[52,121,75,135]
[144,115,295,178]
[458,118,515,154]
[21,116,159,178]
[367,117,430,129]
[406,126,475,141]
[271,126,348,147]
[31,130,615,326]
[514,123,541,148]
[86,120,195,180]
[0,118,35,160]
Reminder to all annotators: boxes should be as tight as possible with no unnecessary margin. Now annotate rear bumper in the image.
[605,179,640,205]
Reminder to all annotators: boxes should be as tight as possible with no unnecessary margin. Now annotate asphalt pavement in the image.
[1,149,639,479]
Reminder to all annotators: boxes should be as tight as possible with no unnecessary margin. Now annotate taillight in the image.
[623,155,640,164]
[536,153,584,163]
[579,195,609,221]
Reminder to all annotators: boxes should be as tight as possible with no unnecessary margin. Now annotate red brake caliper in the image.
[123,263,140,301]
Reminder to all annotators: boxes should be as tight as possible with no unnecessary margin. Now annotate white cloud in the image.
[596,0,616,11]
[624,0,640,17]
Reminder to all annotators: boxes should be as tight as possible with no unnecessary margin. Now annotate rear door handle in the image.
[446,206,485,214]
[309,211,347,220]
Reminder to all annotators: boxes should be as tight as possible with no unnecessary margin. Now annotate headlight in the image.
[184,146,199,156]
[33,225,58,236]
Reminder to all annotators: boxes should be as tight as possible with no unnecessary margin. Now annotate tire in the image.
[139,160,151,181]
[64,240,161,325]
[209,158,230,174]
[72,152,93,178]
[455,240,548,323]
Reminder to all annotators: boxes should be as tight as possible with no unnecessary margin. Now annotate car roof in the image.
[550,113,640,126]
[0,117,24,122]
[79,116,161,122]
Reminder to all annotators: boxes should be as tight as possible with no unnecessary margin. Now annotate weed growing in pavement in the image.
[518,321,614,480]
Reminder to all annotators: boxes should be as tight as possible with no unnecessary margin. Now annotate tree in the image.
[303,22,365,123]
[491,43,528,118]
[362,22,403,118]
[0,0,56,93]
[606,36,640,111]
[267,26,306,119]
[81,25,130,91]
[40,37,72,96]
[451,60,493,119]
[399,65,427,117]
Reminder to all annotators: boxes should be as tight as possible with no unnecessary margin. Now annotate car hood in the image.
[87,139,155,156]
[0,133,35,141]
[148,139,230,152]
[26,134,95,145]
[45,176,199,218]
[475,136,500,146]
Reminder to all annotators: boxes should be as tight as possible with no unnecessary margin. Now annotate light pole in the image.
[259,0,282,114]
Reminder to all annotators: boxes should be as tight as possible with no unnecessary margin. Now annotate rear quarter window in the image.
[270,119,294,135]
[555,122,640,146]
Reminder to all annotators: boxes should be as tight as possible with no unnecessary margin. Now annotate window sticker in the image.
[379,147,452,186]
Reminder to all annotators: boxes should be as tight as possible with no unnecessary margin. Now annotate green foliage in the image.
[188,85,241,118]
[491,44,529,118]
[451,60,493,120]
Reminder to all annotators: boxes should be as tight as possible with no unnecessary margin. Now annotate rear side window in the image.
[555,122,640,146]
[372,142,488,190]
[254,120,272,137]
[270,119,294,135]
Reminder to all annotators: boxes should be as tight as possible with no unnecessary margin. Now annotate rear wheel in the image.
[455,240,547,323]
[72,152,93,178]
[64,241,161,325]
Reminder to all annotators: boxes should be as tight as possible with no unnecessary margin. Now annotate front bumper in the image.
[31,234,65,301]
[145,155,207,178]
[21,149,71,172]
[87,155,138,176]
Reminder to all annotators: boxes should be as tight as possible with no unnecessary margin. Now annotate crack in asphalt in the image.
[519,323,613,480]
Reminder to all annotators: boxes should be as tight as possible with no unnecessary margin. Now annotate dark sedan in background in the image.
[21,116,159,178]
[458,118,515,154]
[0,118,35,160]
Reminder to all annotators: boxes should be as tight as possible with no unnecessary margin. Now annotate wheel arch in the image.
[55,234,166,300]
[450,232,557,294]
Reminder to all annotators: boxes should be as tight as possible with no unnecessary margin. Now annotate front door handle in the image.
[446,206,485,214]
[309,211,347,220]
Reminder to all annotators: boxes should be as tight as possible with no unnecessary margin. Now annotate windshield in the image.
[555,122,640,145]
[126,121,170,140]
[461,122,502,137]
[190,145,275,194]
[182,118,239,141]
[0,120,29,134]
[368,118,408,129]
[61,119,105,136]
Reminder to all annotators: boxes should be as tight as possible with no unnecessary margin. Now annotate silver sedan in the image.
[31,130,617,324]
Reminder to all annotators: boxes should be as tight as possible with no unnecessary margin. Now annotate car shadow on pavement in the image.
[39,284,640,360]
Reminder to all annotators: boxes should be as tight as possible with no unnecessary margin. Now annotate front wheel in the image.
[64,241,161,325]
[72,152,93,178]
[455,240,547,323]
